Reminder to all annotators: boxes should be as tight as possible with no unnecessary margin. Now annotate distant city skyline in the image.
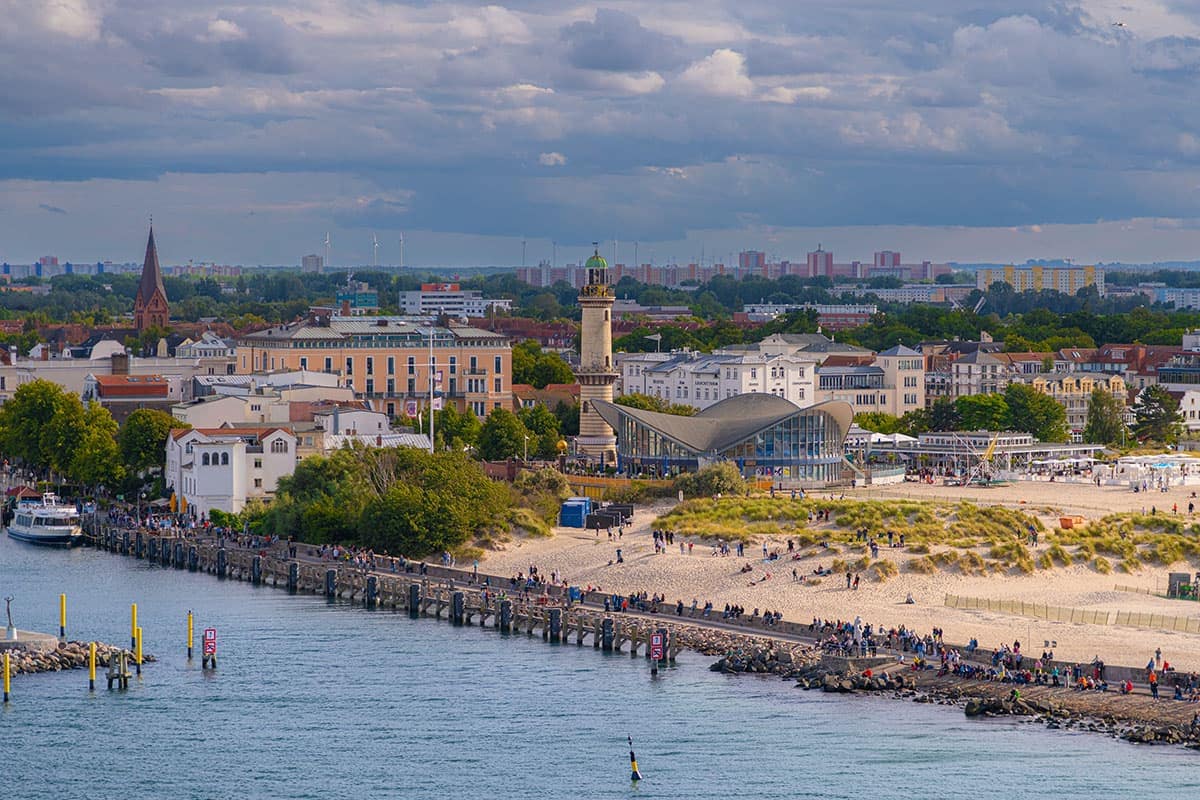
[7,3,1200,266]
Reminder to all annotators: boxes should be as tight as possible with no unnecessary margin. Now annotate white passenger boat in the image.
[6,493,82,546]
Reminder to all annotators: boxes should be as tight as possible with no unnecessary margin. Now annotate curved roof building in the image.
[593,394,854,485]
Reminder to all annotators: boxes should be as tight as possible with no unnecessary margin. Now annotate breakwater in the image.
[81,525,1200,748]
[2,640,155,676]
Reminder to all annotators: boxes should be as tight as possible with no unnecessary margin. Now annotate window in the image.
[299,357,308,370]
[324,357,332,372]
[494,377,502,393]
[366,357,374,375]
[387,357,395,375]
[271,439,289,453]
[408,357,415,374]
[271,357,276,370]
[366,379,374,394]
[494,356,502,373]
[254,458,263,469]
[750,368,757,379]
[345,357,353,375]
[220,452,229,465]
[449,356,457,374]
[407,378,416,394]
[470,356,478,372]
[254,478,263,488]
[241,355,247,369]
[387,378,395,395]
[202,453,210,466]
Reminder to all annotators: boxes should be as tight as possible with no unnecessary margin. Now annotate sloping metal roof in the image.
[593,394,853,454]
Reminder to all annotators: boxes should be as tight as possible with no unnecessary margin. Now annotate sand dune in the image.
[484,480,1200,670]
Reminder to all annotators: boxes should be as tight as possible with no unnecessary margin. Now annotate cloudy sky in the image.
[5,0,1200,267]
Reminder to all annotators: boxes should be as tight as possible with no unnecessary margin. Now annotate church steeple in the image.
[134,223,170,332]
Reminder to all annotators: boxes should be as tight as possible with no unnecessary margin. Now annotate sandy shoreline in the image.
[484,480,1200,671]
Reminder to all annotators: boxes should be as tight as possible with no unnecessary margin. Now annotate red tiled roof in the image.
[91,374,168,398]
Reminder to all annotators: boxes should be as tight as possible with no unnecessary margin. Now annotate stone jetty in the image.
[4,641,155,676]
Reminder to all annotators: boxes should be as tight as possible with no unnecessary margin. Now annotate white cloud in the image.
[581,71,666,95]
[40,0,100,39]
[205,18,247,43]
[538,151,567,166]
[760,85,832,104]
[677,49,755,97]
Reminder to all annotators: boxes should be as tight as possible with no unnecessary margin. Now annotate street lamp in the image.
[523,434,530,463]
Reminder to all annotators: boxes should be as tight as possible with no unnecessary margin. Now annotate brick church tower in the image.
[134,224,170,332]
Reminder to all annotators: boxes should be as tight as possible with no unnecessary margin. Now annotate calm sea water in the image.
[2,534,1199,799]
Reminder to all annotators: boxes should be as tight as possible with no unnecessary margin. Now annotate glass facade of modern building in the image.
[611,405,847,483]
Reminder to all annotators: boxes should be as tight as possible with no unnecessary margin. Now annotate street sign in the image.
[202,627,217,656]
[650,632,664,661]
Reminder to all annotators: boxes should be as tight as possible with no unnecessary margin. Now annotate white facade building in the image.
[629,351,816,410]
[165,427,297,517]
[399,284,512,317]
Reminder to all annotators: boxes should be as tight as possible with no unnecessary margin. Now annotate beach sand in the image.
[483,479,1200,671]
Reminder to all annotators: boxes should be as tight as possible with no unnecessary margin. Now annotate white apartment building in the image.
[815,345,925,416]
[628,351,816,410]
[399,283,512,317]
[165,427,298,517]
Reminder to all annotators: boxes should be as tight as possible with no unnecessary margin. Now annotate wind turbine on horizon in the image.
[372,233,379,268]
[323,232,331,273]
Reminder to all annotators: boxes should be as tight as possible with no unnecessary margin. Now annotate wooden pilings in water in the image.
[82,525,689,666]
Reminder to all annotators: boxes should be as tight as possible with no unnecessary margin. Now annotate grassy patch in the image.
[1094,556,1112,574]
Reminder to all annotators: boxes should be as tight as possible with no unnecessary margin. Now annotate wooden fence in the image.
[944,593,1200,632]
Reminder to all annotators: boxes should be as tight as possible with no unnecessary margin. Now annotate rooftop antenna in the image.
[372,232,379,269]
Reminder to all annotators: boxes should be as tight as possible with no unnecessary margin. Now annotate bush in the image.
[1093,556,1112,574]
[868,559,899,582]
[674,463,746,499]
[513,468,571,500]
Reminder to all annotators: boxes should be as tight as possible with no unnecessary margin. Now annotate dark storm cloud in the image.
[561,9,687,72]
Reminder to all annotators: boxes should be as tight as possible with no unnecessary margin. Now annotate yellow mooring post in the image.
[135,627,143,677]
[59,594,66,642]
[88,642,96,692]
[187,611,194,661]
[3,652,10,704]
[130,603,138,651]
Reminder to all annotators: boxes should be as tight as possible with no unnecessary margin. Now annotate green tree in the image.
[120,408,183,475]
[898,407,932,436]
[553,401,580,437]
[674,463,746,498]
[511,340,574,388]
[956,393,1010,431]
[1003,383,1069,443]
[1083,386,1126,445]
[0,379,77,472]
[614,392,697,416]
[518,404,562,458]
[854,412,902,434]
[435,404,481,452]
[477,407,529,461]
[1134,385,1183,443]
[41,391,86,477]
[929,397,961,431]
[71,402,124,490]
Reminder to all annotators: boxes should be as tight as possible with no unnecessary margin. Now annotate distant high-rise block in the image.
[874,250,900,268]
[302,254,324,273]
[807,247,833,278]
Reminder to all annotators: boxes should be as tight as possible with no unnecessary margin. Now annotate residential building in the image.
[301,254,323,273]
[620,350,816,410]
[975,265,1105,297]
[399,283,511,318]
[335,282,379,315]
[81,373,183,423]
[738,303,877,330]
[165,427,297,517]
[235,314,511,420]
[175,332,236,360]
[807,246,833,278]
[814,345,924,417]
[1030,373,1127,435]
[841,284,975,305]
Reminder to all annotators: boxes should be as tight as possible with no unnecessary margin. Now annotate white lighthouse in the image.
[575,244,618,465]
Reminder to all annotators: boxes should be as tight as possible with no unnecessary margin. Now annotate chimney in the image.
[333,405,340,435]
[111,352,130,375]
